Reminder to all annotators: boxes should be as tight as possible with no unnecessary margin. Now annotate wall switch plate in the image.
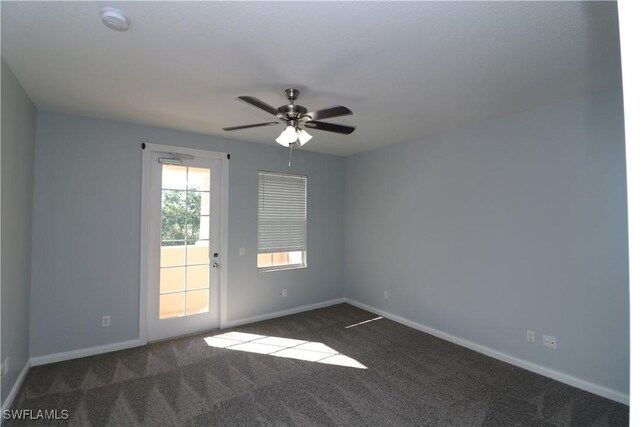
[383,291,389,300]
[102,316,111,327]
[239,247,245,256]
[543,335,557,349]
[282,289,287,297]
[527,330,535,344]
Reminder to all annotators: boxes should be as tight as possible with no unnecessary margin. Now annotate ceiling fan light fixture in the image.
[276,125,298,146]
[296,128,313,146]
[224,89,355,154]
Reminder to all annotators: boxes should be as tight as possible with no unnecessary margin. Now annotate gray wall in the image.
[1,59,36,405]
[345,89,629,395]
[30,112,344,357]
[23,88,631,398]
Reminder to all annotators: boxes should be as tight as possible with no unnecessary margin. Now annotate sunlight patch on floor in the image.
[204,332,367,369]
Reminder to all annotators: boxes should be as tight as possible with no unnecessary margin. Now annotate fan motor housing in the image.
[277,104,307,119]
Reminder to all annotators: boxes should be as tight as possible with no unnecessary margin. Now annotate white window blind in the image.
[258,171,307,254]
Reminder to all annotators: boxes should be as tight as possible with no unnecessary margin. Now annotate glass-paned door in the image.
[147,152,222,341]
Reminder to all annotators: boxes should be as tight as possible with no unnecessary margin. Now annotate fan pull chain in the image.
[295,140,304,165]
[288,142,293,167]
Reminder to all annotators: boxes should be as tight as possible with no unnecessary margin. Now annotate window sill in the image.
[258,264,307,273]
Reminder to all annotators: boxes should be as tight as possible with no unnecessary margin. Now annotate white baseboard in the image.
[345,298,629,406]
[222,298,346,329]
[30,339,144,367]
[24,298,625,406]
[1,359,31,414]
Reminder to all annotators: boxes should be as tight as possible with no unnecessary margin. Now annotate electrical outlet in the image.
[383,291,389,300]
[543,335,557,349]
[527,330,535,344]
[282,289,287,297]
[239,247,245,256]
[102,316,111,327]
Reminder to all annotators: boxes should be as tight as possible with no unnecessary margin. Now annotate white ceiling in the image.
[1,1,621,156]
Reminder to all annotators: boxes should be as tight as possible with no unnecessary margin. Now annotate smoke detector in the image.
[101,7,129,31]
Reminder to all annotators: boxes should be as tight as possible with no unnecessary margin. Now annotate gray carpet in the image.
[8,303,628,426]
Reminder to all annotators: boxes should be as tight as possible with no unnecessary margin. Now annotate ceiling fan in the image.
[222,88,355,147]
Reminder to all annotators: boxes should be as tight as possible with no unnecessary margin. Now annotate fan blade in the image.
[223,122,280,131]
[305,106,353,121]
[238,96,279,116]
[305,121,355,135]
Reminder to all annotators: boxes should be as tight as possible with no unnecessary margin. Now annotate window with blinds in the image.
[257,171,307,271]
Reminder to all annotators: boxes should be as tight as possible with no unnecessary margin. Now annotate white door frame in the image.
[140,143,229,344]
